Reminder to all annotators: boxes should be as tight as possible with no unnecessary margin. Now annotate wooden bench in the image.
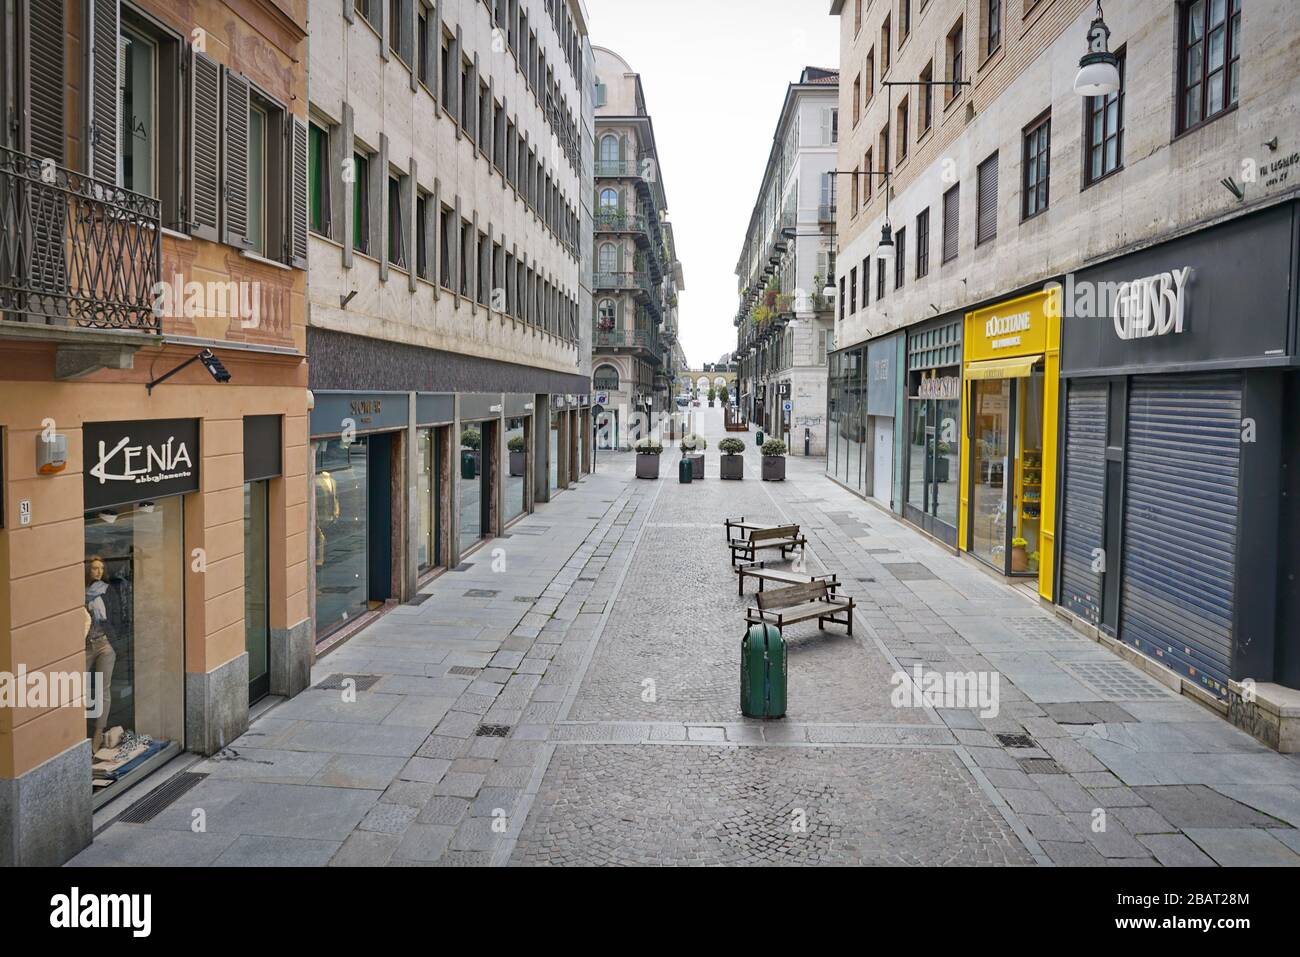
[728,524,807,567]
[745,580,855,638]
[734,561,839,598]
[724,516,771,541]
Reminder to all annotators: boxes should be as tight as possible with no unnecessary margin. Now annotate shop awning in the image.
[965,355,1043,380]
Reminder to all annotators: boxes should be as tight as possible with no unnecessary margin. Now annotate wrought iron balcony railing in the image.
[592,325,662,358]
[594,209,648,234]
[593,270,657,297]
[0,146,162,331]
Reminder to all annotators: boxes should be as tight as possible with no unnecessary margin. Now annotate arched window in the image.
[599,188,619,211]
[597,299,617,330]
[593,364,620,391]
[599,135,619,165]
[598,242,617,273]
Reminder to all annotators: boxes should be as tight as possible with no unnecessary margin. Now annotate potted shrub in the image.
[718,384,729,406]
[680,433,707,479]
[508,435,527,476]
[761,439,787,481]
[460,428,481,479]
[1011,537,1030,573]
[719,438,745,480]
[707,386,716,408]
[634,437,663,479]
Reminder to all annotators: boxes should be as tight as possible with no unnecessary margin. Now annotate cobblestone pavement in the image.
[72,408,1300,867]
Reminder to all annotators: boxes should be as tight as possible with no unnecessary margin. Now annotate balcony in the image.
[595,209,649,236]
[592,324,663,363]
[593,270,658,301]
[0,147,162,376]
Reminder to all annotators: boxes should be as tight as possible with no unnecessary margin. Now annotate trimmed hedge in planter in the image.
[761,439,787,481]
[719,438,745,480]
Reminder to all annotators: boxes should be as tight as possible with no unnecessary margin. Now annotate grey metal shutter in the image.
[1058,380,1108,625]
[976,153,997,245]
[221,68,250,248]
[942,184,959,261]
[288,116,309,269]
[189,49,221,241]
[25,0,65,164]
[1119,374,1241,697]
[87,0,119,182]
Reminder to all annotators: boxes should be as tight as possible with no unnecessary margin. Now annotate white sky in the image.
[584,0,839,368]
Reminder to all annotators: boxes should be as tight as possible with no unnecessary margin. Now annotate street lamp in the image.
[1074,2,1121,97]
[876,221,895,265]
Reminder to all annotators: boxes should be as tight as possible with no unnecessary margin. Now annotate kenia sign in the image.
[83,419,201,511]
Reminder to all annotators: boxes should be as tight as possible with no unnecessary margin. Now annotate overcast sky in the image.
[584,0,839,368]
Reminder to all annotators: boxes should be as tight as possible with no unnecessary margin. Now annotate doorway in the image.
[244,480,270,703]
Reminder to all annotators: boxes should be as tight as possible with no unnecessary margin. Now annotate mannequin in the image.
[84,555,118,752]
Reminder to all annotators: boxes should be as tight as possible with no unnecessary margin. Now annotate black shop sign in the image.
[84,418,200,511]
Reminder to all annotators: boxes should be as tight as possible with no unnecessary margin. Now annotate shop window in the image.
[1022,112,1051,220]
[459,423,486,552]
[417,428,443,573]
[315,437,370,637]
[84,499,185,801]
[1178,0,1240,134]
[506,418,528,523]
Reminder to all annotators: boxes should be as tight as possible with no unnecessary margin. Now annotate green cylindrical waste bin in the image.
[755,430,765,447]
[678,456,693,483]
[741,623,786,718]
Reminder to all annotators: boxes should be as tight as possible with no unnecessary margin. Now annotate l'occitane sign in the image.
[965,290,1054,363]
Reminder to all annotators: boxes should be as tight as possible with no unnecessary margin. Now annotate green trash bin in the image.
[678,456,693,484]
[740,623,786,718]
[755,429,765,448]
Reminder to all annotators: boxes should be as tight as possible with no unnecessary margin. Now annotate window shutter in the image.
[976,153,997,245]
[820,108,831,145]
[221,68,251,248]
[87,0,119,181]
[335,102,354,265]
[25,0,66,164]
[288,116,309,269]
[942,184,959,262]
[189,49,221,241]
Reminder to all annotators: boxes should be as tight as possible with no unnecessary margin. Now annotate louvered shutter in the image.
[221,68,251,248]
[189,49,221,241]
[1058,381,1108,625]
[976,153,997,245]
[87,0,119,182]
[942,184,959,262]
[288,116,309,269]
[25,0,66,164]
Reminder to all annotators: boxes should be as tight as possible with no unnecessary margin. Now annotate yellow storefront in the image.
[958,290,1060,599]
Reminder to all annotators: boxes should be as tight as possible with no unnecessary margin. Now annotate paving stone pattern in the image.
[70,409,1300,867]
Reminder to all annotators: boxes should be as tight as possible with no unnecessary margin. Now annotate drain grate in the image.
[405,593,433,606]
[1064,660,1173,701]
[118,772,208,824]
[476,723,511,737]
[314,674,382,691]
[513,596,536,603]
[1018,757,1066,774]
[448,665,480,677]
[1007,616,1080,641]
[464,589,499,598]
[995,732,1038,750]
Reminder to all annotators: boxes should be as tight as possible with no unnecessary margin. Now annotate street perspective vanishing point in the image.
[0,0,1298,925]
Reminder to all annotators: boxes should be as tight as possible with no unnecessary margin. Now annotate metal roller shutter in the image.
[1059,380,1108,625]
[1119,374,1241,697]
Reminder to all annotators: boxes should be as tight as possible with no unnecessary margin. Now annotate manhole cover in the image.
[1018,758,1065,774]
[315,674,382,691]
[995,733,1037,749]
[118,772,208,824]
[448,666,480,677]
[464,589,499,598]
[476,724,511,737]
[1064,661,1173,701]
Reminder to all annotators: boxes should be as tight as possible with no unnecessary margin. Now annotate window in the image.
[1022,113,1050,219]
[387,174,405,268]
[942,183,959,263]
[594,364,619,390]
[881,16,891,71]
[246,104,267,255]
[459,219,471,297]
[915,207,930,278]
[946,19,964,104]
[598,242,616,273]
[865,148,874,202]
[986,0,1001,58]
[900,0,911,40]
[1084,49,1125,185]
[597,299,616,329]
[879,127,890,177]
[830,108,839,144]
[920,62,934,132]
[854,0,863,34]
[876,257,886,299]
[839,277,846,320]
[851,165,860,210]
[865,50,875,102]
[308,123,328,235]
[853,74,861,120]
[594,80,607,107]
[599,134,619,168]
[894,226,906,289]
[896,97,909,163]
[355,0,378,30]
[441,31,453,107]
[439,204,452,286]
[861,257,870,308]
[417,6,431,86]
[415,192,429,279]
[599,188,618,212]
[1178,0,1239,133]
[117,14,183,227]
[389,0,405,62]
[849,267,858,315]
[976,152,998,244]
[352,151,370,253]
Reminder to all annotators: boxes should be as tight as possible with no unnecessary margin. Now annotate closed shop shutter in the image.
[1058,380,1108,625]
[1119,374,1241,697]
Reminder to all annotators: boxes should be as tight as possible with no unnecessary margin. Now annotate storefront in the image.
[1057,203,1299,700]
[865,333,902,508]
[827,349,864,492]
[415,394,455,580]
[959,290,1061,597]
[459,395,502,556]
[504,394,535,527]
[242,415,283,704]
[904,316,963,547]
[827,335,903,509]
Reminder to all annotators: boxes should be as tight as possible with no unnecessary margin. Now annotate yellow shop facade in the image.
[958,290,1060,598]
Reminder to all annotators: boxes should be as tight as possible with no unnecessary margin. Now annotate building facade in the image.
[305,0,595,649]
[0,0,312,864]
[829,0,1300,738]
[734,68,838,454]
[591,46,684,449]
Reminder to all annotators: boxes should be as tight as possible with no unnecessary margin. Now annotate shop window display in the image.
[506,418,527,522]
[83,500,184,798]
[460,423,484,552]
[315,437,370,637]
